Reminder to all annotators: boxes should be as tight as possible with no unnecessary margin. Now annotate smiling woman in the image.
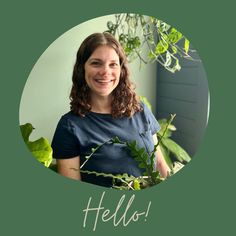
[84,45,121,99]
[51,32,170,188]
[69,32,142,118]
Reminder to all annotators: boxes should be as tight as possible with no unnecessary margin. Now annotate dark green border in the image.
[1,0,235,235]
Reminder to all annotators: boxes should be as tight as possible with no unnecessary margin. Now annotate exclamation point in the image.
[144,201,151,222]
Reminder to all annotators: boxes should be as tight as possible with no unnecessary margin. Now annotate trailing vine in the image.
[105,14,197,72]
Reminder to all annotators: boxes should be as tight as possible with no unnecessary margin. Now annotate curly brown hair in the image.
[70,32,142,118]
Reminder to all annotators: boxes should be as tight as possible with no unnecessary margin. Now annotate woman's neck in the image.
[90,94,112,114]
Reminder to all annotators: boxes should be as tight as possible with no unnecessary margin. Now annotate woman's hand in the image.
[155,146,171,178]
[57,156,81,180]
[152,135,171,178]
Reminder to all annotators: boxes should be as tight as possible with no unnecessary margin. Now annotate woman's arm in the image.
[152,135,171,178]
[56,156,81,180]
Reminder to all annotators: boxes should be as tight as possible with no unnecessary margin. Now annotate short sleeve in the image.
[51,116,80,159]
[142,102,161,135]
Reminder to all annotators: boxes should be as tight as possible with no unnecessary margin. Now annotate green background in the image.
[0,0,235,235]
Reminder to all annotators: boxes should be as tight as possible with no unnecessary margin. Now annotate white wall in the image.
[19,14,157,142]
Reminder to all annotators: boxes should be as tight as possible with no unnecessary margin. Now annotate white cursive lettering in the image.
[82,191,151,231]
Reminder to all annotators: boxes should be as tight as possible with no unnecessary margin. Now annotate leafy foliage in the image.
[105,14,196,72]
[157,119,191,167]
[20,123,53,167]
[77,114,176,190]
[139,96,191,168]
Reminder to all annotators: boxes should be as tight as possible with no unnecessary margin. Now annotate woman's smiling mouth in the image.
[94,78,115,85]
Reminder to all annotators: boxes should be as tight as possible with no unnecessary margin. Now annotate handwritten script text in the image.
[83,191,151,231]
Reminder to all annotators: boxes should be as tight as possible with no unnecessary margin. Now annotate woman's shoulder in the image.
[61,110,77,119]
[140,100,152,111]
[58,111,84,126]
[136,100,149,116]
[134,100,157,124]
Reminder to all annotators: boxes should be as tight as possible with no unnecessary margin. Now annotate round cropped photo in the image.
[19,13,209,190]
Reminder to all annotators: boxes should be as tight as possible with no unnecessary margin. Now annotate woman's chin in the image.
[92,89,113,97]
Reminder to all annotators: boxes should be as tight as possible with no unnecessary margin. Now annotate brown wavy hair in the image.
[70,32,142,118]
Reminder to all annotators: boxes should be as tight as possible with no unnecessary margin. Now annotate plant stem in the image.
[80,139,111,169]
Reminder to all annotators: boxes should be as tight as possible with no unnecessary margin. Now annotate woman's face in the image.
[84,45,121,98]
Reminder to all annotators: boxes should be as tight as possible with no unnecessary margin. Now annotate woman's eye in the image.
[110,63,118,67]
[91,61,101,66]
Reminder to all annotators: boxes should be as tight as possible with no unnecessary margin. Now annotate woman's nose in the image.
[100,64,111,75]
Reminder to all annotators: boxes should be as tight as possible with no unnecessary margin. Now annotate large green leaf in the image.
[20,123,34,142]
[20,123,53,167]
[161,138,191,163]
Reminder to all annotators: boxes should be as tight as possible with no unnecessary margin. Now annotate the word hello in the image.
[83,191,151,231]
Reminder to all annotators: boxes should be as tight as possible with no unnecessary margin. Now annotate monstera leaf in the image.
[20,123,53,167]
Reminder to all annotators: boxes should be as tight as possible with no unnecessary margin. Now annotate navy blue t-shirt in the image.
[51,103,160,187]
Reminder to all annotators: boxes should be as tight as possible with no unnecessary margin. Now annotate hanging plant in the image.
[105,14,196,73]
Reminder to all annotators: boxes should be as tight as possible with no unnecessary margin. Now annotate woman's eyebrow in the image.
[88,58,119,62]
[88,58,101,61]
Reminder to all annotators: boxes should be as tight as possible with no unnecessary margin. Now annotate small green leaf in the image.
[168,28,182,44]
[138,163,146,168]
[152,171,161,178]
[142,153,149,162]
[112,136,122,144]
[171,46,177,54]
[133,179,141,190]
[164,51,172,67]
[174,58,181,71]
[155,40,168,55]
[133,36,141,48]
[138,147,146,156]
[148,51,156,59]
[184,39,190,54]
[128,140,137,149]
[107,21,114,30]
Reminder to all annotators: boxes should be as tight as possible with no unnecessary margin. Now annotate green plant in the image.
[105,14,196,72]
[157,119,191,169]
[20,123,53,167]
[73,114,176,190]
[139,96,191,169]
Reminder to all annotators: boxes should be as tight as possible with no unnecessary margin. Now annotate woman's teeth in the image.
[95,79,113,83]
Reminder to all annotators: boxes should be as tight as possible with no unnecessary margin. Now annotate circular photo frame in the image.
[19,13,210,190]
